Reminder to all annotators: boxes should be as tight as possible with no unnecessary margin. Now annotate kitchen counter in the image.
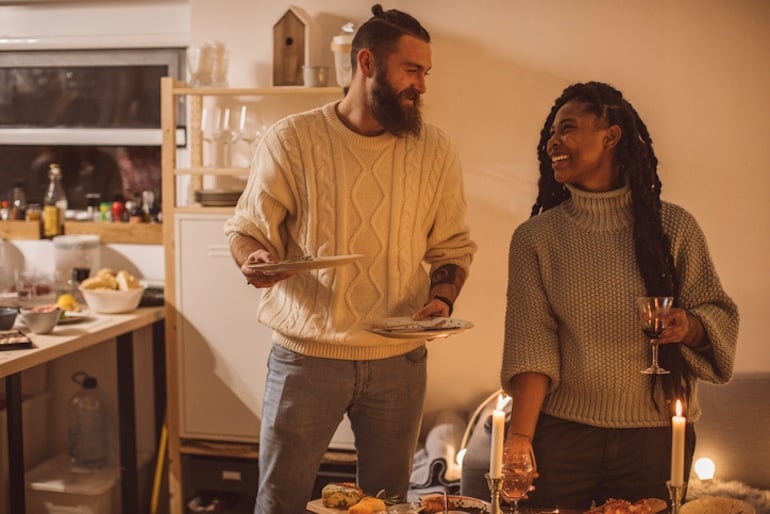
[1,306,164,514]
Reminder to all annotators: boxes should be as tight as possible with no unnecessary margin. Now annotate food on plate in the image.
[420,494,489,514]
[320,483,394,513]
[80,268,142,291]
[56,293,81,312]
[348,496,387,513]
[26,304,59,314]
[322,482,363,509]
[584,498,667,514]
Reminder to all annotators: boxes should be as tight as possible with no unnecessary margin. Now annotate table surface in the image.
[305,499,585,514]
[0,306,164,377]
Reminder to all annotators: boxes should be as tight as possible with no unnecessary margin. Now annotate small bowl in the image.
[20,305,61,334]
[0,307,19,330]
[302,65,329,87]
[79,286,146,314]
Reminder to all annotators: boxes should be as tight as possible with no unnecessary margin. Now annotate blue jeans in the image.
[254,343,428,514]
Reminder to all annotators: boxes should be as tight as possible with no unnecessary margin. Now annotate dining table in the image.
[0,305,165,514]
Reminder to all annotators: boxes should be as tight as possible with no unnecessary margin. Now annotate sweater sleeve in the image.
[664,204,739,383]
[223,122,295,258]
[422,129,476,274]
[501,220,562,395]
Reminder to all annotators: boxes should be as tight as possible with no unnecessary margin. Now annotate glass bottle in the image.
[68,371,110,469]
[43,163,68,238]
[11,185,27,220]
[128,195,144,223]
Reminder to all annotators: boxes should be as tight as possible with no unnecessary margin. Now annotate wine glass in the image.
[213,107,240,168]
[237,104,269,154]
[200,106,218,167]
[501,451,535,514]
[636,296,674,375]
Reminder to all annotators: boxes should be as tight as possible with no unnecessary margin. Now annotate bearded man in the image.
[224,5,477,513]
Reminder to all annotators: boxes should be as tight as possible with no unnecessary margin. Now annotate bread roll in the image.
[321,482,362,509]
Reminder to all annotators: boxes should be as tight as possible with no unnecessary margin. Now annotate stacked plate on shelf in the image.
[193,189,242,207]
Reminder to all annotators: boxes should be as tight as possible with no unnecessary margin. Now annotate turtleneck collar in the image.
[561,182,634,231]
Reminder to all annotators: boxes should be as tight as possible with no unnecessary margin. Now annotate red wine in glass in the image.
[637,296,674,375]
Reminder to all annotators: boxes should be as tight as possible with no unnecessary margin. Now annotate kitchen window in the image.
[0,48,184,211]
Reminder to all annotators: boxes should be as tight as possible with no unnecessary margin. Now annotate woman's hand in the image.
[660,308,706,348]
[502,437,539,499]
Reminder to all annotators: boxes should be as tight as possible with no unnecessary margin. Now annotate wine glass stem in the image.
[651,340,660,367]
[512,500,520,514]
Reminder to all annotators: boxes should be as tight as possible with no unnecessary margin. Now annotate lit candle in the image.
[489,394,506,479]
[671,399,686,486]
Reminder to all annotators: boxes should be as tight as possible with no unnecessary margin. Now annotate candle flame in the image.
[675,399,682,417]
[496,393,511,411]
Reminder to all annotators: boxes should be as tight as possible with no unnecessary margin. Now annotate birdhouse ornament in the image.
[273,7,313,86]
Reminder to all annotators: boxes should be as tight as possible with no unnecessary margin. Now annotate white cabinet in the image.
[175,213,268,441]
[174,213,356,444]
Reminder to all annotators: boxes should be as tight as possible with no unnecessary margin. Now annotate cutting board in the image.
[306,499,349,513]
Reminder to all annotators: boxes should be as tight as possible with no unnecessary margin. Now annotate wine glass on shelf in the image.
[211,107,239,168]
[636,296,674,375]
[237,104,269,154]
[500,451,535,514]
[200,106,218,167]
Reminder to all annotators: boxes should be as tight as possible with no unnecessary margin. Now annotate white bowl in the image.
[681,496,756,514]
[20,305,61,334]
[79,286,145,314]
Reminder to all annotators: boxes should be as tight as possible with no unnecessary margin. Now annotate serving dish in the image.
[363,316,473,339]
[680,496,755,514]
[419,494,490,513]
[247,254,364,273]
[0,329,33,350]
[79,286,146,314]
[58,310,94,324]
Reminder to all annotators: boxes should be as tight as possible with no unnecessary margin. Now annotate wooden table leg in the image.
[5,373,25,514]
[117,332,138,514]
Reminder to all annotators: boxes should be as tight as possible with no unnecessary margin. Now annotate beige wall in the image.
[3,0,763,431]
[186,0,770,424]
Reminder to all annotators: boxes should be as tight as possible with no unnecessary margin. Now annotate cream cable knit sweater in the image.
[224,102,476,361]
[501,184,739,428]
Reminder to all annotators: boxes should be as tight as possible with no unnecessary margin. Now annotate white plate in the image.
[419,494,490,513]
[247,254,364,273]
[681,497,755,514]
[363,316,473,339]
[59,311,94,325]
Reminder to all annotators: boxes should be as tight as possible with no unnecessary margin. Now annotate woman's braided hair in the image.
[532,81,689,412]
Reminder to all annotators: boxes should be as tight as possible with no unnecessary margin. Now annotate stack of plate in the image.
[194,189,242,207]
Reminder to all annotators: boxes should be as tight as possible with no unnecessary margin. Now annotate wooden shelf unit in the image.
[0,219,161,244]
[160,77,345,514]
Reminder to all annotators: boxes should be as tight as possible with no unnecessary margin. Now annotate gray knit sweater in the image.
[224,102,476,361]
[501,184,739,428]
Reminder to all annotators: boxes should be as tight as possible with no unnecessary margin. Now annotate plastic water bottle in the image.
[68,371,110,469]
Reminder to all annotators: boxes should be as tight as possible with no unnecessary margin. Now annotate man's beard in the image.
[370,66,422,137]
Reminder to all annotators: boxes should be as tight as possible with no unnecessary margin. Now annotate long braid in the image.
[533,82,690,413]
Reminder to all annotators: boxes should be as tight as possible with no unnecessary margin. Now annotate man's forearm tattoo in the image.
[430,264,467,291]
